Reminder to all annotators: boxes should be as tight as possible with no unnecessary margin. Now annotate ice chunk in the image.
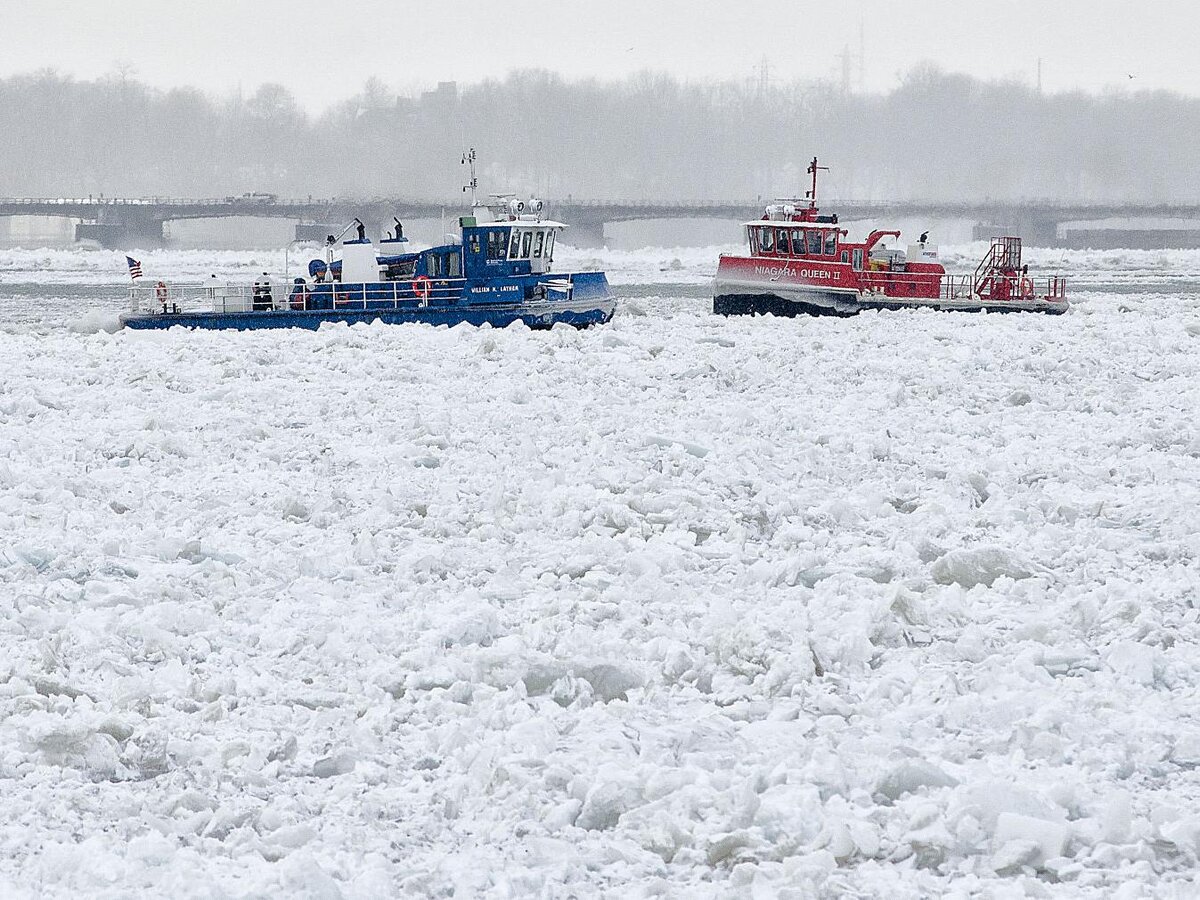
[931,546,1036,588]
[644,435,710,458]
[876,759,958,801]
[313,751,357,778]
[68,311,121,334]
[1104,641,1159,686]
[1101,790,1133,844]
[576,780,639,831]
[579,663,644,702]
[993,813,1068,869]
[1006,389,1032,407]
[991,838,1041,872]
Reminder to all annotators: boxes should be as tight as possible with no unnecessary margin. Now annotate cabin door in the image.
[530,230,550,274]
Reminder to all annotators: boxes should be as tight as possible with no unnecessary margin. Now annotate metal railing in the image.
[849,272,1067,303]
[128,279,467,315]
[944,273,1067,303]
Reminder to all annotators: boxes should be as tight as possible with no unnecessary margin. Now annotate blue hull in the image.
[122,273,614,332]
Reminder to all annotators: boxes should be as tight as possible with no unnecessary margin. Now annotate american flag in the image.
[126,256,143,280]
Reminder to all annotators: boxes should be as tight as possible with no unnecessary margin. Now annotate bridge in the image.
[3,196,1200,249]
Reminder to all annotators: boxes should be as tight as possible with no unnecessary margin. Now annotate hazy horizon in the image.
[7,0,1198,111]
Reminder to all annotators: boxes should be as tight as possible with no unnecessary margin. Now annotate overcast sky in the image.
[6,1,1195,109]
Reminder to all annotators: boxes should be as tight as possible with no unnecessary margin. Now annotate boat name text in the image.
[752,264,840,281]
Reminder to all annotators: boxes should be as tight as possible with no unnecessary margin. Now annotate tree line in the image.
[1,66,1196,203]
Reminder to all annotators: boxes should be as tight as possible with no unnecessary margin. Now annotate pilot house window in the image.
[808,231,822,255]
[761,227,775,254]
[824,232,837,255]
[509,230,521,259]
[776,229,791,255]
[486,230,505,260]
[521,231,533,258]
[533,231,545,258]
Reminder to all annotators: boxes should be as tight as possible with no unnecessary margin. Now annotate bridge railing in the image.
[5,195,1196,217]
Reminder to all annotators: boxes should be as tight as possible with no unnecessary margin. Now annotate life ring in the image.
[155,281,168,302]
[412,276,431,301]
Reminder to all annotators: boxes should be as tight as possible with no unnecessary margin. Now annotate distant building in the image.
[421,82,458,109]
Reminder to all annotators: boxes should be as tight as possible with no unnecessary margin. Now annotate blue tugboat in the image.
[121,155,613,331]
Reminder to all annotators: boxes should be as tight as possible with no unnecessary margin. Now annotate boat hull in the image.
[713,282,1069,317]
[713,289,858,318]
[122,274,615,331]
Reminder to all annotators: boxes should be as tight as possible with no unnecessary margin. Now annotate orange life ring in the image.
[155,281,168,302]
[413,276,431,301]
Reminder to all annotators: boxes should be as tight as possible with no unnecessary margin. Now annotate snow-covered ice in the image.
[1,246,1200,897]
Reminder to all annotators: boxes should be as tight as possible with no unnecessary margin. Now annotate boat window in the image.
[469,232,481,256]
[385,259,416,279]
[840,250,849,263]
[807,230,821,255]
[447,252,461,277]
[824,232,837,255]
[521,231,533,258]
[532,231,545,258]
[509,230,521,259]
[545,231,555,260]
[792,229,805,256]
[852,248,863,270]
[761,226,775,254]
[427,253,445,277]
[776,228,791,255]
[485,230,501,260]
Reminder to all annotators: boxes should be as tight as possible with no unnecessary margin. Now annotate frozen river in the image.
[2,243,1200,897]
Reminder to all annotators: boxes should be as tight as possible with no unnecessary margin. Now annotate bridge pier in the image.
[295,222,341,243]
[973,212,1061,248]
[76,217,166,249]
[564,220,606,248]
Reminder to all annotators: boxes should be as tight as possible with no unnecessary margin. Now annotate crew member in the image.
[252,272,273,311]
[289,277,308,310]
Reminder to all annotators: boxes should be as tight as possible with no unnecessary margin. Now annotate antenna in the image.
[858,20,865,92]
[754,55,770,99]
[806,157,829,205]
[461,148,478,207]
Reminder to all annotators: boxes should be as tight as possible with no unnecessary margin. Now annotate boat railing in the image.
[128,278,467,315]
[940,273,1068,303]
[940,274,976,300]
